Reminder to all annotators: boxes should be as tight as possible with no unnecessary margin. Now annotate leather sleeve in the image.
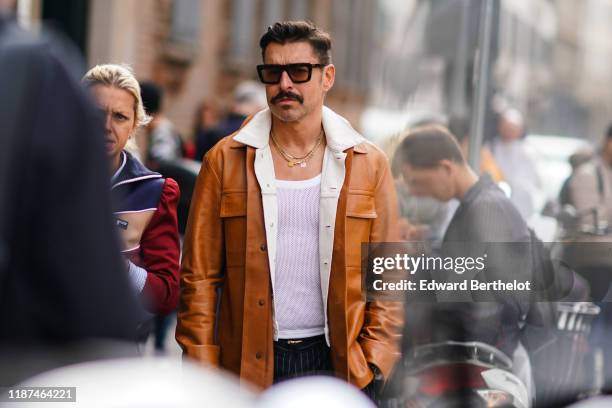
[359,156,404,381]
[141,178,181,315]
[175,155,225,366]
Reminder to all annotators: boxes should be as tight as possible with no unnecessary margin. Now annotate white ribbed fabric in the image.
[275,174,325,339]
[127,261,147,292]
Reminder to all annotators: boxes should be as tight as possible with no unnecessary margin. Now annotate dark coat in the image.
[404,175,532,357]
[0,18,140,349]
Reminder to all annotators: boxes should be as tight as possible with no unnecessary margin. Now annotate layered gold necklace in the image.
[270,129,324,168]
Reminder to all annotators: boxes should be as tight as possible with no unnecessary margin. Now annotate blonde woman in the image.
[83,64,180,316]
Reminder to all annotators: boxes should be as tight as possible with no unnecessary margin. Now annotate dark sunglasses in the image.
[256,63,326,84]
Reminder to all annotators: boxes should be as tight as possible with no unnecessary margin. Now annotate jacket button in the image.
[258,299,265,306]
[260,244,267,251]
[255,352,262,359]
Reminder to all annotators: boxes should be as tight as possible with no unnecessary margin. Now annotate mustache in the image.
[271,91,304,104]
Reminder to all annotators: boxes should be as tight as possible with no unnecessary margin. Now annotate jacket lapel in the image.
[232,106,366,152]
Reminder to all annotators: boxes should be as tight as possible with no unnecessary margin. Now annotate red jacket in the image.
[111,151,180,314]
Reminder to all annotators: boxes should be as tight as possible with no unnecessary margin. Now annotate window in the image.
[164,0,201,63]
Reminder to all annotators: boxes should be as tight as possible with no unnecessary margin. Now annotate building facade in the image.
[18,0,379,140]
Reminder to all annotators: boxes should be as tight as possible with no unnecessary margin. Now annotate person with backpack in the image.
[0,14,140,383]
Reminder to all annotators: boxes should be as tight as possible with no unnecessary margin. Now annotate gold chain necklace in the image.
[270,129,324,167]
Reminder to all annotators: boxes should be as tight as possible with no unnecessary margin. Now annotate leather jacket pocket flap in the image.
[220,192,247,217]
[347,194,377,219]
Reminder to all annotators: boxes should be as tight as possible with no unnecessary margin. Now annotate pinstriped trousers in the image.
[273,335,333,383]
[273,335,381,404]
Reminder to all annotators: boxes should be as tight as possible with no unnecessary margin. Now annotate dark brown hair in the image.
[259,21,332,65]
[396,125,465,169]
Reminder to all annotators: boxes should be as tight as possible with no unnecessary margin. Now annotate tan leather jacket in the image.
[176,107,403,390]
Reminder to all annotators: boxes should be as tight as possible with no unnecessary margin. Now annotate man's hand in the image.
[369,363,384,382]
[363,363,384,401]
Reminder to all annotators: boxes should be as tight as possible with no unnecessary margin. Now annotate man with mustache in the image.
[177,21,402,398]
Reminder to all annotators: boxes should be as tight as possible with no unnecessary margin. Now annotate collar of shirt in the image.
[461,173,495,207]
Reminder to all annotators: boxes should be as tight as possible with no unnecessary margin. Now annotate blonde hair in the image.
[82,63,151,128]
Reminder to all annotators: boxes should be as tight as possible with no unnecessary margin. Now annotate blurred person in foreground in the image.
[379,125,449,245]
[83,65,181,327]
[138,80,184,169]
[0,12,139,383]
[432,116,509,239]
[177,20,402,398]
[397,125,535,395]
[490,109,541,220]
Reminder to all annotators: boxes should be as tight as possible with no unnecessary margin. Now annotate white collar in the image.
[232,106,365,153]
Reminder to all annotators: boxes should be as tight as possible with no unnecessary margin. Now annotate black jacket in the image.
[404,175,532,357]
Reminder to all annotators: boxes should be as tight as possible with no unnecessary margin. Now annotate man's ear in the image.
[322,64,335,92]
[438,159,454,175]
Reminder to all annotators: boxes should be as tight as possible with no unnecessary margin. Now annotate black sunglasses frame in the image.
[256,63,326,84]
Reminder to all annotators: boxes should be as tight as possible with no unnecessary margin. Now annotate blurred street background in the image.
[13,0,611,141]
[5,2,612,406]
[13,0,612,363]
[14,0,612,225]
